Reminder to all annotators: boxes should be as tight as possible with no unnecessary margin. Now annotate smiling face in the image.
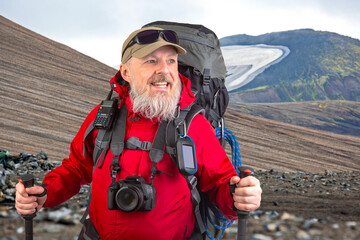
[120,45,182,120]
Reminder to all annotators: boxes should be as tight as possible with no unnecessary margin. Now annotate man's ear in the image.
[119,63,131,84]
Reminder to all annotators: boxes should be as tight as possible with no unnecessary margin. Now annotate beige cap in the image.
[121,26,186,64]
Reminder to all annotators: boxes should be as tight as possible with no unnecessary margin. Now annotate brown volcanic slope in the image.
[225,110,360,172]
[1,16,359,172]
[228,101,360,137]
[0,16,117,160]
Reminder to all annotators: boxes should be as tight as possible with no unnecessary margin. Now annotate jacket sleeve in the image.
[188,115,237,220]
[42,105,99,208]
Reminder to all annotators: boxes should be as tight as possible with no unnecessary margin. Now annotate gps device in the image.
[93,100,118,129]
[176,135,197,175]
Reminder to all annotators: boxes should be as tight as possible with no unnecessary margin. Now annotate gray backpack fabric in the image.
[143,22,231,240]
[143,21,229,129]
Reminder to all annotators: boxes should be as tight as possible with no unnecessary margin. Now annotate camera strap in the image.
[109,102,128,181]
[149,119,168,185]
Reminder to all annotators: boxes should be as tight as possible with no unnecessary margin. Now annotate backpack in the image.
[81,21,237,240]
[144,22,232,239]
[143,21,229,131]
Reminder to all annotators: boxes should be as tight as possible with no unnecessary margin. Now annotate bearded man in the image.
[15,27,262,240]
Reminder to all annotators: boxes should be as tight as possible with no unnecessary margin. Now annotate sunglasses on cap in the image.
[122,30,179,58]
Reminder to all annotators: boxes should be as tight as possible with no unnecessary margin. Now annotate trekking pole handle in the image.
[229,166,254,240]
[19,174,37,240]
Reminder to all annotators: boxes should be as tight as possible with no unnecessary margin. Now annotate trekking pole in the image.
[230,166,254,240]
[19,174,37,240]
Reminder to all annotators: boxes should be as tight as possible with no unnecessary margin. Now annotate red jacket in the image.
[43,72,237,239]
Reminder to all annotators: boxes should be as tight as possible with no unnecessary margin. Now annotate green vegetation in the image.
[226,29,360,102]
[243,85,269,92]
[318,76,328,92]
[336,115,344,120]
[240,107,252,113]
[318,103,328,109]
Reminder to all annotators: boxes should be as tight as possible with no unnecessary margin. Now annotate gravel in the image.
[1,150,359,240]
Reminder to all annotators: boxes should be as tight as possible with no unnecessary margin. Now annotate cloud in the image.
[1,0,359,66]
[195,0,360,39]
[2,0,359,40]
[2,0,123,38]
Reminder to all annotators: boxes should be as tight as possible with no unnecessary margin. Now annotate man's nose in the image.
[156,60,170,74]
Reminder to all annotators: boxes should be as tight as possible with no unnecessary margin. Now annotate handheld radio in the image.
[93,99,118,129]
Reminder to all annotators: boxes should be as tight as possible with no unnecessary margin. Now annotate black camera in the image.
[108,175,156,212]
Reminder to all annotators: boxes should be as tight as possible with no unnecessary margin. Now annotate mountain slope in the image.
[225,109,360,172]
[228,100,360,137]
[0,16,117,159]
[221,29,360,102]
[0,16,359,173]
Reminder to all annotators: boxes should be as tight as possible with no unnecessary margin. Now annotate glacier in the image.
[221,44,290,92]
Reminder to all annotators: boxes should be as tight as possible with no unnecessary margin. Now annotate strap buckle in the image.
[187,175,198,190]
[141,141,152,151]
[109,157,121,179]
[177,120,188,138]
[203,68,211,85]
[125,137,152,151]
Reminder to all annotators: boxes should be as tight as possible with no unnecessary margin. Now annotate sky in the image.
[1,0,360,67]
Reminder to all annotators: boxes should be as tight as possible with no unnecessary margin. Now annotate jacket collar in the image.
[109,71,196,110]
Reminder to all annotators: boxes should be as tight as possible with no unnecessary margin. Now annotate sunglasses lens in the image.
[122,30,180,58]
[162,30,178,44]
[136,30,160,44]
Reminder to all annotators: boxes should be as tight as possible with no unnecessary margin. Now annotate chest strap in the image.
[125,137,152,151]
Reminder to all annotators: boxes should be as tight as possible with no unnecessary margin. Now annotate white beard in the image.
[129,75,181,121]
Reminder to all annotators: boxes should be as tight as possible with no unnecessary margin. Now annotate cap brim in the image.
[131,41,186,59]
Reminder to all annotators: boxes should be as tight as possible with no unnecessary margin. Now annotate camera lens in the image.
[115,186,142,212]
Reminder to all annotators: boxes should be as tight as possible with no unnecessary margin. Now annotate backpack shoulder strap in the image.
[80,128,111,224]
[83,119,113,168]
[166,104,205,155]
[83,121,95,158]
[164,104,206,236]
[184,104,205,131]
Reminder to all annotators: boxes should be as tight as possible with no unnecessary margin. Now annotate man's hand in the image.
[230,175,262,212]
[15,182,47,215]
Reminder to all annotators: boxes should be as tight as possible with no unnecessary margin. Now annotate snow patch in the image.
[222,44,290,92]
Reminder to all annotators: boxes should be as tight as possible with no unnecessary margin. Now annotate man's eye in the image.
[147,59,155,63]
[169,59,176,63]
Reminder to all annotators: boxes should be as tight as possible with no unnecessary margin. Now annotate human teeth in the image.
[152,82,168,87]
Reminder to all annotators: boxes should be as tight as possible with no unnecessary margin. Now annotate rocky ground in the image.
[1,15,359,240]
[1,150,359,240]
